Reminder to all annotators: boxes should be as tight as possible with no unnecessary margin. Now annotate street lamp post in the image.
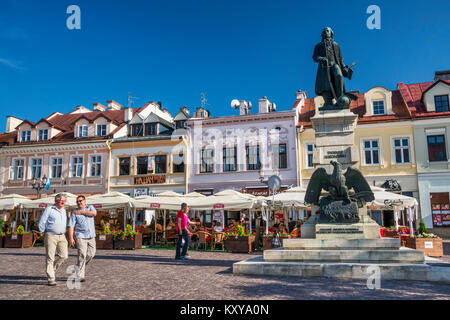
[31,175,48,199]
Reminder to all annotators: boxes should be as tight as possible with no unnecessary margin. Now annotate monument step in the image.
[283,238,401,250]
[233,257,450,283]
[264,248,424,264]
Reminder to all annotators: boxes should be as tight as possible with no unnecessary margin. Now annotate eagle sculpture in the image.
[305,160,374,208]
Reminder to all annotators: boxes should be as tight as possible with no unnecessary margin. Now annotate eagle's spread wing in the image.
[305,168,330,205]
[344,166,374,202]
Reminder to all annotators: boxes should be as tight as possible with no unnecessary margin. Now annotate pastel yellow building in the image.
[294,87,417,227]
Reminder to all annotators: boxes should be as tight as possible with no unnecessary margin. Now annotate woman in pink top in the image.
[175,203,199,260]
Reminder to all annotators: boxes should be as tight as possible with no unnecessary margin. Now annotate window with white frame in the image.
[78,125,88,138]
[272,144,287,169]
[200,149,214,173]
[50,157,63,178]
[70,156,84,177]
[96,124,107,136]
[11,159,24,180]
[21,130,31,142]
[393,138,411,164]
[306,144,316,168]
[246,145,261,171]
[30,158,42,179]
[363,139,380,165]
[223,147,237,172]
[38,129,49,141]
[372,100,385,115]
[89,155,102,177]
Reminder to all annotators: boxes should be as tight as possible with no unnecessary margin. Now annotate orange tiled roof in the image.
[296,90,411,128]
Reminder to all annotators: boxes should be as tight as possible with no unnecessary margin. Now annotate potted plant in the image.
[4,225,33,248]
[96,226,114,249]
[404,220,443,257]
[113,224,142,250]
[0,219,5,248]
[262,231,290,250]
[223,225,256,253]
[381,226,400,238]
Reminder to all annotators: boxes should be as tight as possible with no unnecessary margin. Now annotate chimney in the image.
[181,106,190,115]
[239,100,252,115]
[434,70,450,81]
[6,116,22,133]
[296,91,307,101]
[93,103,106,112]
[107,100,122,110]
[124,107,133,122]
[194,107,209,118]
[258,97,276,113]
[156,101,162,110]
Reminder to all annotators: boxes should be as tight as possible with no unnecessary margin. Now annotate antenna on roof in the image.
[127,92,140,108]
[201,92,210,108]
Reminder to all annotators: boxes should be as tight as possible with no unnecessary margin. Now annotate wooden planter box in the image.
[224,236,255,253]
[382,230,400,238]
[262,236,289,250]
[114,233,142,250]
[4,233,33,248]
[404,237,443,257]
[96,234,114,250]
[1,235,4,248]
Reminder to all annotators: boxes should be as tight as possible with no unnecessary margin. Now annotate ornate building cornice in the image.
[0,141,109,155]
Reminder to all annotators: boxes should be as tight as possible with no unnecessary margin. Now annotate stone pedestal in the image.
[311,109,359,168]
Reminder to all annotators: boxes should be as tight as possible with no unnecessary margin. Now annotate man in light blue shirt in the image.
[38,193,68,286]
[68,195,97,282]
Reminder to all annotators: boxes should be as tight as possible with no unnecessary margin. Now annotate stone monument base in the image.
[233,238,450,283]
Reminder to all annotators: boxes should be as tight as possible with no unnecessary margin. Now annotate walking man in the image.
[68,195,97,282]
[175,203,199,260]
[38,193,69,286]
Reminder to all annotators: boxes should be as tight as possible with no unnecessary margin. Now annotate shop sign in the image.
[150,203,160,208]
[213,204,224,209]
[424,241,434,249]
[134,188,149,197]
[39,203,48,208]
[134,175,166,185]
[93,204,102,209]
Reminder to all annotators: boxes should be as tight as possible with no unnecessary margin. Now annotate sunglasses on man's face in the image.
[77,199,85,203]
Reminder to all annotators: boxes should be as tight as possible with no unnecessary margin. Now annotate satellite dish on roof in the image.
[267,175,282,193]
[231,99,240,109]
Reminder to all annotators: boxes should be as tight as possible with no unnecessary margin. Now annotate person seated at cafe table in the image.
[289,222,303,239]
[278,222,289,234]
[166,218,176,231]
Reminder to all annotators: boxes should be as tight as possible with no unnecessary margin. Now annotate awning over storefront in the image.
[22,193,79,209]
[0,194,33,211]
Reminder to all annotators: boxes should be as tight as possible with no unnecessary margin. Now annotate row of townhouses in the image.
[0,71,449,236]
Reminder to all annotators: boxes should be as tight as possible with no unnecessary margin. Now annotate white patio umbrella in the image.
[262,186,308,208]
[0,194,33,231]
[0,194,33,211]
[22,192,79,209]
[189,189,257,211]
[86,192,135,230]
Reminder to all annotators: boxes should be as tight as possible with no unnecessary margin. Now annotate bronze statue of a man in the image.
[313,27,356,109]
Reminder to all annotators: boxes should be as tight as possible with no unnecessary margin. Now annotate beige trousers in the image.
[44,233,68,281]
[76,238,96,279]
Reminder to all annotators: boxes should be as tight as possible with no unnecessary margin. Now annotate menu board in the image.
[432,204,450,227]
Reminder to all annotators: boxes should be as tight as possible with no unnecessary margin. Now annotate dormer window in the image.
[372,100,385,115]
[435,95,449,112]
[78,125,88,138]
[21,130,31,142]
[145,123,157,136]
[175,120,185,129]
[96,124,107,136]
[38,129,49,141]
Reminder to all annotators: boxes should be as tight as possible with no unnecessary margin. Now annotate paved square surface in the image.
[0,246,449,300]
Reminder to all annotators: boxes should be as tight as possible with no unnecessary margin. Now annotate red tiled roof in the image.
[399,80,450,118]
[7,107,142,146]
[296,89,411,128]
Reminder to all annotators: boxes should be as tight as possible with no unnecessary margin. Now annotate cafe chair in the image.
[196,231,212,251]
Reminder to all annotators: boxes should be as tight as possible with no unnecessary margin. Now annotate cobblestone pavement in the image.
[0,246,449,300]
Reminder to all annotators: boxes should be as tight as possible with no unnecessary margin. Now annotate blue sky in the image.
[0,0,449,132]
